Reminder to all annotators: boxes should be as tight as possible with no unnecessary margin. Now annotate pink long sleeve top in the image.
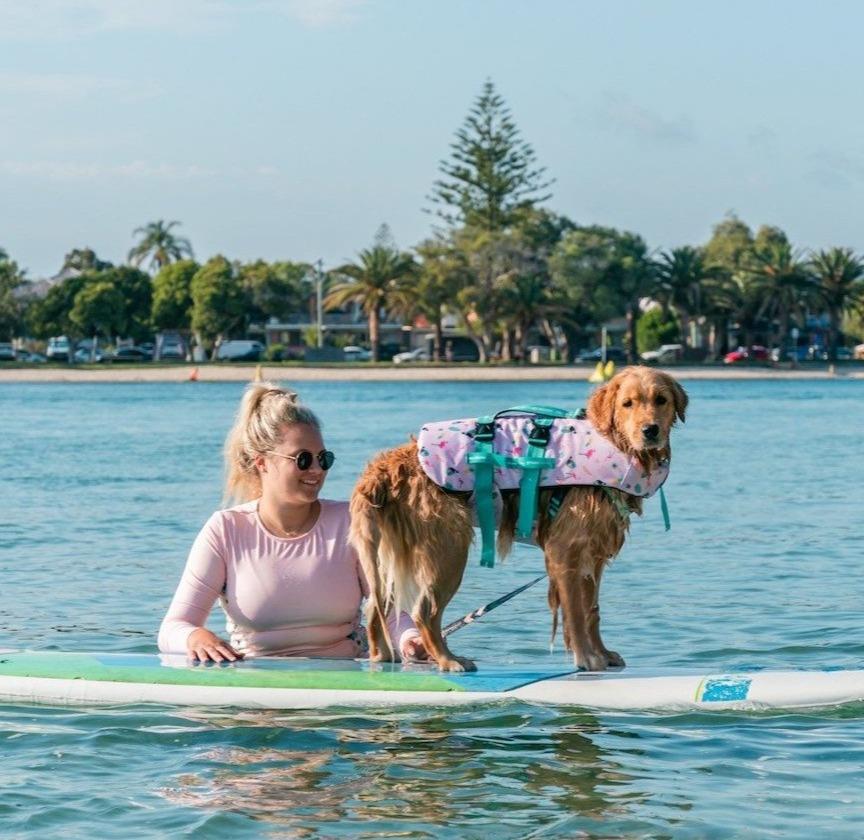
[158,499,417,658]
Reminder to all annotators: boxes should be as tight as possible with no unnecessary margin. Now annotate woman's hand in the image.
[186,628,244,663]
[401,634,430,662]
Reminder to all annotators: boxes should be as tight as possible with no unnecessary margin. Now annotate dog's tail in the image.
[350,488,398,660]
[547,579,560,650]
[350,445,427,659]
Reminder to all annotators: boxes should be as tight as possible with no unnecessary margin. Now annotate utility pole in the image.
[316,259,324,348]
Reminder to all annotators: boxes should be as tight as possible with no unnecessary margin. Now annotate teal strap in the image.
[547,488,566,521]
[516,418,554,538]
[470,416,497,568]
[494,404,577,420]
[659,486,671,531]
[468,453,555,470]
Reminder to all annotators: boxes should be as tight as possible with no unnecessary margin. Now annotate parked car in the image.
[769,345,809,362]
[16,350,47,363]
[343,345,372,362]
[73,347,104,364]
[577,346,627,363]
[109,345,153,362]
[724,345,771,364]
[215,340,264,362]
[392,347,430,364]
[641,343,683,364]
[0,342,15,361]
[156,334,187,361]
[46,336,71,362]
[815,346,853,361]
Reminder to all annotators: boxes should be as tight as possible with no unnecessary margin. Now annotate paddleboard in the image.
[1,650,863,711]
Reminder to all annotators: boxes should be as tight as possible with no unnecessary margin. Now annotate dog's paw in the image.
[574,650,610,672]
[437,656,477,673]
[605,649,625,668]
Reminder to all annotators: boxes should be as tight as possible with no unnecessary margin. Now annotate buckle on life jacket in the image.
[527,422,552,448]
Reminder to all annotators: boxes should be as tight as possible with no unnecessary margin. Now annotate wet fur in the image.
[350,366,688,672]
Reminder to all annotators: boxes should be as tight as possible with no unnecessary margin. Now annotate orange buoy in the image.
[188,367,199,382]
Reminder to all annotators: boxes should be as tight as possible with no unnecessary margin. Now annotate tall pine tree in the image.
[429,80,553,233]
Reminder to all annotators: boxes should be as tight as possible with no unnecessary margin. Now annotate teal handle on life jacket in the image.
[494,405,576,420]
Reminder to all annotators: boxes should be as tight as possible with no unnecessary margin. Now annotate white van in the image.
[215,340,264,362]
[47,336,71,362]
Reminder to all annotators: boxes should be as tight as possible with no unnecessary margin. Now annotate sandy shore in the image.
[2,364,862,383]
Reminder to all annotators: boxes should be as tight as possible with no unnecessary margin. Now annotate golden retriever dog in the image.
[350,366,687,672]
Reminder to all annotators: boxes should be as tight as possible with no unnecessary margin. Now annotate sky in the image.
[2,0,864,278]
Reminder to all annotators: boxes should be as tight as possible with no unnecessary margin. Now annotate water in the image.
[1,378,862,838]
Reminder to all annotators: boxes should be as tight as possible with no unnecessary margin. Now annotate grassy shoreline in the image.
[2,362,862,383]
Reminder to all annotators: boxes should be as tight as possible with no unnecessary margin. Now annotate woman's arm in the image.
[157,516,243,661]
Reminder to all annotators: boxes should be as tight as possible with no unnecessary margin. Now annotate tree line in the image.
[3,80,864,363]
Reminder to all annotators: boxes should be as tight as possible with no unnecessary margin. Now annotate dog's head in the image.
[587,365,687,463]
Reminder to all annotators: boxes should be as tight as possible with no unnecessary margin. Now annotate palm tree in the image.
[655,246,715,349]
[128,220,194,273]
[809,247,864,362]
[745,241,814,361]
[324,227,417,362]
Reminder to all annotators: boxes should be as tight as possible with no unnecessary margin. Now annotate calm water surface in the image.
[1,378,862,838]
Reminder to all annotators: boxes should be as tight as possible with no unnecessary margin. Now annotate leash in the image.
[442,574,546,637]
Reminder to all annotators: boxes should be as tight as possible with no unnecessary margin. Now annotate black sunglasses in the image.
[271,449,336,471]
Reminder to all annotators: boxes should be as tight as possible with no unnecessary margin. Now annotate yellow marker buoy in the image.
[254,364,263,382]
[588,359,616,384]
[588,361,606,383]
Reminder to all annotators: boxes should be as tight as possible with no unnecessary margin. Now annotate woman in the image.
[158,382,425,663]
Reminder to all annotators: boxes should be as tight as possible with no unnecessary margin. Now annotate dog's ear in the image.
[587,378,619,436]
[658,373,688,423]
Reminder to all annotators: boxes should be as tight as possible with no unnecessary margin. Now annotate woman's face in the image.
[259,423,328,506]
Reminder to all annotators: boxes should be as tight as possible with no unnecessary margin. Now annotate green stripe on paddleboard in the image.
[0,653,464,693]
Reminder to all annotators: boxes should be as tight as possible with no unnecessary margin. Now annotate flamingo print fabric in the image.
[417,416,668,497]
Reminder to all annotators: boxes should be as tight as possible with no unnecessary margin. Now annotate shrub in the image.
[637,308,681,354]
[264,343,286,362]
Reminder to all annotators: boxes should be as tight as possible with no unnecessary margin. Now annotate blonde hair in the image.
[223,381,321,503]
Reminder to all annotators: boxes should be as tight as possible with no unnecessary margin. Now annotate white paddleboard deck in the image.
[1,651,863,711]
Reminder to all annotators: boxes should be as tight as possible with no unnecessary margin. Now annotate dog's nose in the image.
[642,423,660,440]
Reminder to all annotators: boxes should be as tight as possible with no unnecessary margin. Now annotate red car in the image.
[723,345,770,364]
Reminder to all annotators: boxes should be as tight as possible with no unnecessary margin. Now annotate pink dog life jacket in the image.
[418,415,669,496]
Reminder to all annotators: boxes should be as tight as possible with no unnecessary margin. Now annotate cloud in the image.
[0,0,368,39]
[0,160,280,181]
[593,91,696,144]
[0,71,159,101]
